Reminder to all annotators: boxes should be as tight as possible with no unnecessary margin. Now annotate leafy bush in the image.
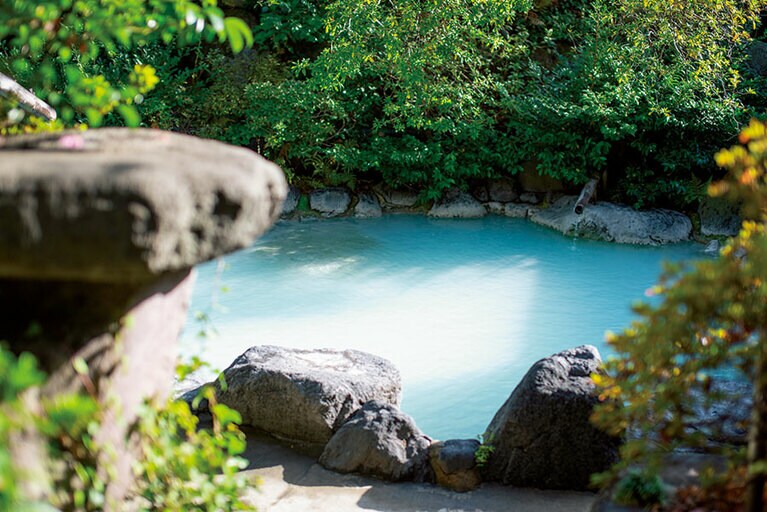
[613,469,666,507]
[507,0,767,207]
[0,346,250,511]
[154,0,766,206]
[0,0,253,130]
[131,386,249,511]
[591,119,767,511]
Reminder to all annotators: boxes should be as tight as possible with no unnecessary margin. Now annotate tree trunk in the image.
[746,335,767,512]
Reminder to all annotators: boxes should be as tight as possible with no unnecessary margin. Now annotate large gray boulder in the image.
[530,196,691,245]
[428,190,487,218]
[488,178,518,203]
[504,203,534,219]
[319,401,432,482]
[215,346,401,447]
[309,188,351,217]
[698,196,741,237]
[376,187,419,208]
[354,192,383,218]
[483,345,620,491]
[280,186,300,217]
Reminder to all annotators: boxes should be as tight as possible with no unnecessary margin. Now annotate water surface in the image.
[181,215,702,439]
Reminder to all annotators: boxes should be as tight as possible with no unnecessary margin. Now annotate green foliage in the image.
[0,346,250,511]
[148,0,767,205]
[613,469,666,507]
[506,0,767,207]
[132,387,249,511]
[240,0,531,195]
[474,433,495,468]
[0,348,46,511]
[591,119,767,508]
[0,0,253,130]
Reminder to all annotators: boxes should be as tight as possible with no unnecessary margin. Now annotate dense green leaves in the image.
[143,0,767,205]
[0,0,253,130]
[0,346,250,511]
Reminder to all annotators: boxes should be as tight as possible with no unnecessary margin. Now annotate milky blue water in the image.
[181,215,704,440]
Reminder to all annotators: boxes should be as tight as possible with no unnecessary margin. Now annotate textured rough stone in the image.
[309,188,351,217]
[430,439,482,492]
[688,380,752,446]
[530,196,692,245]
[519,192,540,204]
[354,192,383,218]
[488,178,518,202]
[0,128,286,283]
[428,191,487,218]
[485,201,505,215]
[504,203,531,219]
[483,345,620,491]
[698,196,741,237]
[319,401,432,482]
[215,346,401,446]
[470,183,490,203]
[377,188,419,208]
[281,186,300,216]
[1,127,287,507]
[704,239,721,254]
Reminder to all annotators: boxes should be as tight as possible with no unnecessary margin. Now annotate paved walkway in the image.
[239,432,596,512]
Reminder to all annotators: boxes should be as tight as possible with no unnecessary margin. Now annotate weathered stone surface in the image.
[504,203,531,219]
[215,346,401,446]
[430,439,482,492]
[319,401,432,482]
[688,380,752,446]
[485,201,505,215]
[483,345,620,491]
[1,128,288,506]
[704,239,721,254]
[698,196,741,237]
[0,128,286,283]
[519,192,540,204]
[428,190,487,218]
[530,196,692,245]
[377,188,419,208]
[309,188,351,217]
[354,192,383,218]
[488,178,518,202]
[281,186,300,216]
[470,183,490,203]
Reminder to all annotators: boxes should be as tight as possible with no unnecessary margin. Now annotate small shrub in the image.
[613,469,666,507]
[0,346,251,511]
[475,433,495,468]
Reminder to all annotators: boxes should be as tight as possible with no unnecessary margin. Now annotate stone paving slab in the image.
[239,431,596,512]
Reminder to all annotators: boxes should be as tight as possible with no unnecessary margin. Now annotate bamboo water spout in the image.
[573,178,599,215]
[0,72,57,121]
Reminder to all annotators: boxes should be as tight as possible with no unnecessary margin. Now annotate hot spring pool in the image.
[181,215,703,440]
